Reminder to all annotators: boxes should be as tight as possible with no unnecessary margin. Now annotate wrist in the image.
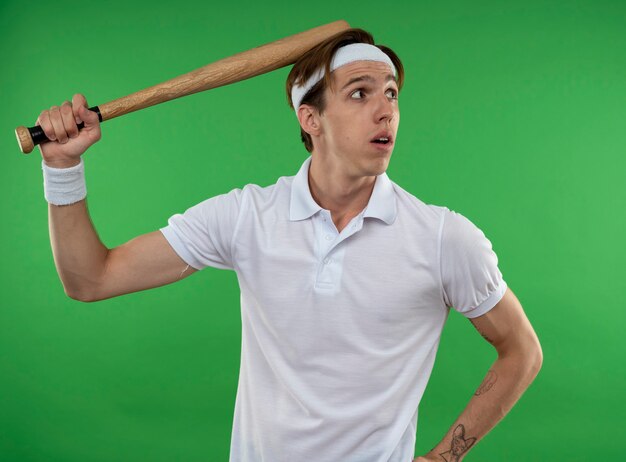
[42,158,87,205]
[43,157,81,169]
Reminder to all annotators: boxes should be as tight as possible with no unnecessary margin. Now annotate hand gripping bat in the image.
[15,20,350,154]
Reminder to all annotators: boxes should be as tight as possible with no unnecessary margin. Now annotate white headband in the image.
[290,43,397,112]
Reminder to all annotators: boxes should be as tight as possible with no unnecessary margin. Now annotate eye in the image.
[350,89,366,99]
[386,88,398,99]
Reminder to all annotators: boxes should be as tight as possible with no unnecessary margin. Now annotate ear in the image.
[296,104,322,136]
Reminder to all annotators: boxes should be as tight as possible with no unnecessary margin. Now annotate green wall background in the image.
[1,0,624,460]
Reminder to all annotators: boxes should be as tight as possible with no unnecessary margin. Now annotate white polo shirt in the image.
[160,155,507,462]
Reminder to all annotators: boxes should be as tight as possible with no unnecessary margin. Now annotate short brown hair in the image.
[285,28,405,153]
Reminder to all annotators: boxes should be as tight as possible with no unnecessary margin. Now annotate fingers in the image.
[37,109,56,142]
[36,103,73,144]
[47,104,71,144]
[72,92,87,108]
[60,101,79,139]
[36,93,100,144]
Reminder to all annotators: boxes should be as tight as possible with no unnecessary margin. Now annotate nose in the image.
[375,92,396,124]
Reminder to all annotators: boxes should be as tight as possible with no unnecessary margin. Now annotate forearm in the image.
[48,199,109,301]
[420,350,541,461]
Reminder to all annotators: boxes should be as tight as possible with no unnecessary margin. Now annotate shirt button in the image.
[325,235,332,241]
[323,258,331,264]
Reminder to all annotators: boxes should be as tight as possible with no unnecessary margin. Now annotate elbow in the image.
[518,338,543,383]
[500,337,543,382]
[65,289,96,303]
[529,339,543,379]
[60,271,109,303]
[64,285,103,303]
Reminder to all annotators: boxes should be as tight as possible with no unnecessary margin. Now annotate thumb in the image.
[71,93,99,127]
[77,103,100,128]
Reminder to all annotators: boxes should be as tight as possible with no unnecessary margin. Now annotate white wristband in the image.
[42,158,87,205]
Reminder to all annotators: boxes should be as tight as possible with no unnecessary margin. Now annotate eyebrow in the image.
[340,73,397,91]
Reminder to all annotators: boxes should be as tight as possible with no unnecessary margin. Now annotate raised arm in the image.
[38,93,195,302]
[414,287,543,461]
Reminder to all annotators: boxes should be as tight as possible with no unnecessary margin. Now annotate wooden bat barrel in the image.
[15,20,350,154]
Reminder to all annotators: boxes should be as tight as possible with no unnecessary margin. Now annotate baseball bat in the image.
[15,20,350,154]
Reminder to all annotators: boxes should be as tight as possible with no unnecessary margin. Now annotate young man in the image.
[37,28,542,462]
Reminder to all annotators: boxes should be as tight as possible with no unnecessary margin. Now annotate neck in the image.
[308,153,377,232]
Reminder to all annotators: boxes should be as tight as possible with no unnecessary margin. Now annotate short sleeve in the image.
[159,187,243,271]
[440,208,507,318]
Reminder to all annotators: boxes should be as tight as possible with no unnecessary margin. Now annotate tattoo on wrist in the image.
[439,424,476,462]
[474,370,497,396]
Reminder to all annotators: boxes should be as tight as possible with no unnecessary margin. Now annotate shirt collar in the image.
[289,155,397,225]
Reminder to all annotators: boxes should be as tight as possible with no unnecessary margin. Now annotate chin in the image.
[365,155,391,176]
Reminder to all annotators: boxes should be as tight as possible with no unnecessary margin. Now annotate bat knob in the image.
[15,126,34,154]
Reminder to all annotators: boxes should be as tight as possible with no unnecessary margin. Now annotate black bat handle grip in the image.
[15,106,102,154]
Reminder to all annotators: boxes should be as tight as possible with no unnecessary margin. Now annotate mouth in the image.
[370,131,394,148]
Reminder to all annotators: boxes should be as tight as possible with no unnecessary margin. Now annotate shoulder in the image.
[389,179,448,227]
[386,179,492,245]
[224,174,295,223]
[239,174,290,203]
[440,207,492,246]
